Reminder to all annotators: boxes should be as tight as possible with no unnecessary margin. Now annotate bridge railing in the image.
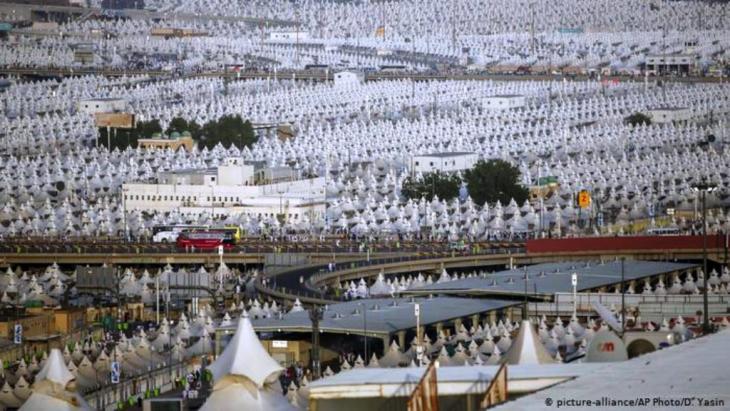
[256,245,525,303]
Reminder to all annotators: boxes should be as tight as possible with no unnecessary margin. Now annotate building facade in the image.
[645,54,697,76]
[483,95,526,110]
[645,107,692,124]
[334,70,365,87]
[77,98,127,114]
[269,30,310,42]
[124,158,326,221]
[411,152,478,174]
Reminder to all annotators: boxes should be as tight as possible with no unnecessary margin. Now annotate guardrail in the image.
[256,247,525,304]
[84,361,193,411]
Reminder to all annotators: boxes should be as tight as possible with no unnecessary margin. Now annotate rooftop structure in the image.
[494,329,730,410]
[244,297,519,341]
[410,152,478,174]
[123,158,326,220]
[403,261,698,299]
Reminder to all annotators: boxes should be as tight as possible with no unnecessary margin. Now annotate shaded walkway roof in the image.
[240,297,519,337]
[403,261,696,298]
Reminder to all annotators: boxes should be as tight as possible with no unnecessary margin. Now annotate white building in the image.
[77,98,127,115]
[411,152,478,174]
[333,70,365,87]
[268,30,310,42]
[123,158,325,222]
[483,95,526,110]
[645,107,692,124]
[645,54,696,76]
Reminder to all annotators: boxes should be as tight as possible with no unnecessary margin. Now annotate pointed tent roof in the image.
[209,313,283,387]
[502,320,555,365]
[34,349,74,388]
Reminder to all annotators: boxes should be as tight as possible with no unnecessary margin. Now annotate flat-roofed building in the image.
[645,107,692,124]
[77,97,127,115]
[124,158,325,222]
[411,152,478,174]
[645,54,697,76]
[483,94,526,110]
[138,132,195,152]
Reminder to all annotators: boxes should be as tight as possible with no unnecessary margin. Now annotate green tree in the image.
[401,172,461,202]
[624,112,652,127]
[463,159,528,205]
[199,115,257,149]
[166,116,201,139]
[99,119,162,150]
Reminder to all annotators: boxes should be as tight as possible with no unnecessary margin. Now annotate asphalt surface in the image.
[0,238,521,255]
[2,66,725,84]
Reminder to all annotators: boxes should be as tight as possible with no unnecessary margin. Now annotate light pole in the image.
[121,186,128,242]
[620,257,625,335]
[692,179,717,334]
[523,266,528,320]
[309,305,323,379]
[358,302,368,362]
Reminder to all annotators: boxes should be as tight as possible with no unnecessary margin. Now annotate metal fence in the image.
[84,362,194,411]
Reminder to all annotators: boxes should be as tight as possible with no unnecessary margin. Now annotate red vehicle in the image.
[176,230,235,250]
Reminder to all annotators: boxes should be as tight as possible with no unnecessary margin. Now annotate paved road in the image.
[0,238,517,255]
[3,66,727,85]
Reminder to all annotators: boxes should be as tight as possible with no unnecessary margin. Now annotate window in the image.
[415,161,419,166]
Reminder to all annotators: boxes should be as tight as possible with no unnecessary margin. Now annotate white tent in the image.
[502,320,555,365]
[20,348,91,411]
[201,312,293,411]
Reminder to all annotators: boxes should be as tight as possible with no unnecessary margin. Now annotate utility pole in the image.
[523,266,528,320]
[309,305,323,379]
[620,257,625,335]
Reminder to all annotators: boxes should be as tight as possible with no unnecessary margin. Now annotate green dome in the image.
[170,131,181,139]
[151,132,162,139]
[181,131,192,138]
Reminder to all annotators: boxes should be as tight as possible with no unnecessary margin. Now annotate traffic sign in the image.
[218,245,224,256]
[597,212,604,227]
[571,273,578,287]
[111,361,120,384]
[414,303,420,317]
[13,324,22,345]
[577,190,591,208]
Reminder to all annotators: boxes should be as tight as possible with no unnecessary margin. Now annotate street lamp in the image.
[692,179,717,334]
[308,305,323,379]
[358,302,368,362]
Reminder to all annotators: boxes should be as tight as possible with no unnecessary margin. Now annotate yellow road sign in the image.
[578,190,591,208]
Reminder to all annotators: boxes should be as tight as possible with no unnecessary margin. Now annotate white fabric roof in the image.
[502,321,555,365]
[199,381,293,411]
[209,313,283,387]
[19,392,87,411]
[494,329,730,410]
[33,349,74,388]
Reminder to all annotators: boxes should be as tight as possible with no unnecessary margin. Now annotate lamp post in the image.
[523,266,528,320]
[308,305,323,379]
[692,179,717,334]
[358,302,368,362]
[620,257,625,335]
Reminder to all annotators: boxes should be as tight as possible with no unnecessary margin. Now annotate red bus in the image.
[176,230,235,250]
